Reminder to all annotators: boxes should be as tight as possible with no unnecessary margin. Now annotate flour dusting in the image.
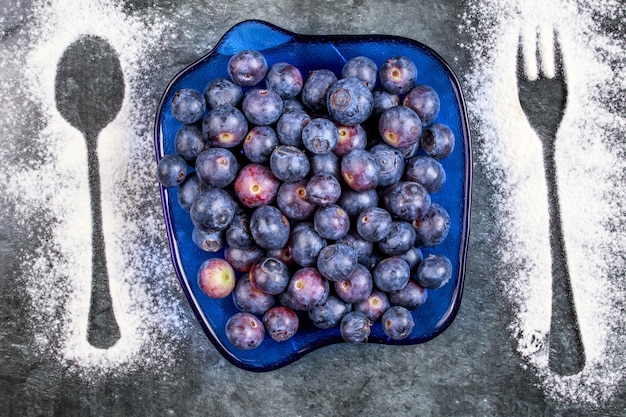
[461,0,626,405]
[0,0,189,377]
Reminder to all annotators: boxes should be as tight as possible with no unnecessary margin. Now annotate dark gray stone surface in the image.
[1,1,625,416]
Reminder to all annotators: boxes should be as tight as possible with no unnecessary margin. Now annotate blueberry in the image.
[354,289,390,322]
[359,250,384,270]
[383,181,431,221]
[225,213,254,250]
[341,149,380,192]
[369,143,405,187]
[282,97,305,112]
[403,84,440,126]
[269,145,310,182]
[263,306,299,342]
[265,62,303,99]
[340,311,372,343]
[288,222,327,267]
[334,124,367,157]
[203,77,243,109]
[341,56,378,90]
[398,246,423,271]
[195,147,238,188]
[190,188,235,232]
[249,205,290,250]
[192,226,223,252]
[416,254,452,289]
[379,55,417,95]
[308,295,352,329]
[284,267,330,311]
[404,155,446,193]
[413,203,451,247]
[242,88,284,126]
[197,258,236,299]
[225,312,265,350]
[276,109,311,146]
[225,245,265,273]
[266,246,295,268]
[327,77,374,126]
[337,231,373,263]
[306,173,341,206]
[234,163,280,208]
[177,171,201,211]
[378,221,416,256]
[175,124,206,162]
[202,105,248,148]
[156,154,187,188]
[334,264,373,303]
[171,88,206,124]
[276,179,317,220]
[389,280,427,310]
[381,306,415,340]
[372,89,400,115]
[356,207,393,242]
[310,152,341,179]
[378,105,422,150]
[373,256,410,292]
[421,123,455,159]
[317,243,358,282]
[232,273,275,314]
[228,49,268,87]
[313,204,350,240]
[243,125,280,164]
[301,69,337,112]
[337,188,379,217]
[302,118,339,154]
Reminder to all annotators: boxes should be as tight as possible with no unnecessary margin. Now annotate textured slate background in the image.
[1,0,625,416]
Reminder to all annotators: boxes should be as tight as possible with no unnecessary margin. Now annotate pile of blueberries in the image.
[156,49,455,350]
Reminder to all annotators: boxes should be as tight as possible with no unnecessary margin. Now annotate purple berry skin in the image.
[416,254,452,289]
[398,246,424,271]
[175,124,206,162]
[243,126,280,164]
[192,226,223,252]
[337,231,373,263]
[334,264,373,304]
[412,203,451,247]
[228,49,268,87]
[383,181,432,221]
[177,171,201,211]
[225,312,265,350]
[378,221,417,256]
[234,163,280,208]
[282,97,305,112]
[242,88,284,126]
[356,207,393,243]
[379,55,417,95]
[195,147,238,188]
[317,243,358,282]
[421,123,455,159]
[314,204,350,240]
[354,289,390,323]
[263,306,299,342]
[225,245,265,273]
[301,69,337,112]
[373,256,411,292]
[249,205,291,250]
[382,306,415,340]
[288,222,327,267]
[156,154,187,189]
[306,173,341,206]
[226,213,254,250]
[309,295,352,329]
[378,105,422,150]
[276,109,311,147]
[266,62,303,99]
[203,77,243,109]
[310,152,341,179]
[284,267,330,311]
[341,56,378,90]
[232,273,275,315]
[334,124,367,157]
[372,89,400,116]
[341,149,380,192]
[337,188,379,217]
[302,118,339,154]
[276,180,316,221]
[404,155,446,193]
[269,145,310,182]
[202,105,248,148]
[327,77,374,126]
[389,280,428,310]
[171,88,206,124]
[340,311,372,343]
[249,257,290,295]
[370,143,405,187]
[190,188,235,232]
[403,84,441,126]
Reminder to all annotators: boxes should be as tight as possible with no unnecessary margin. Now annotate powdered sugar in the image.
[0,0,189,377]
[461,0,626,405]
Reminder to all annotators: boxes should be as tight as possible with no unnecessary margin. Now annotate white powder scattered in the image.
[0,0,190,378]
[461,0,626,405]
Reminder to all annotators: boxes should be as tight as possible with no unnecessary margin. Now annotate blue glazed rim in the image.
[154,19,472,372]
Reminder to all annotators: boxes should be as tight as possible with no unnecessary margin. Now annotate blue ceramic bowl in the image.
[154,20,472,372]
